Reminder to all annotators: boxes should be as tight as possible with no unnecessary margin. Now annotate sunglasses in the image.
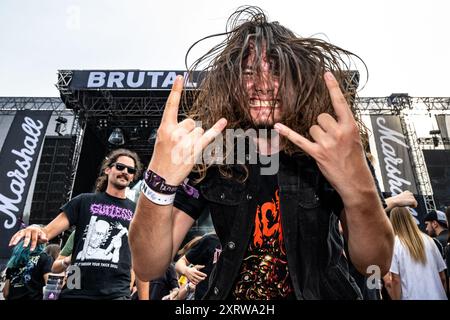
[110,162,137,175]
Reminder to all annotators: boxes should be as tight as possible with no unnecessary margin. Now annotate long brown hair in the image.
[184,6,368,181]
[95,148,142,192]
[177,236,203,257]
[390,207,427,264]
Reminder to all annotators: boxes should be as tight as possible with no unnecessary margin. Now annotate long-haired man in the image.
[130,6,394,300]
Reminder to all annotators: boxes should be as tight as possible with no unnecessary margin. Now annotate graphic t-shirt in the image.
[59,192,135,299]
[6,252,53,300]
[232,171,294,299]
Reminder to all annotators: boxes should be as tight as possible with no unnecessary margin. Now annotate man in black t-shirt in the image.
[9,148,144,299]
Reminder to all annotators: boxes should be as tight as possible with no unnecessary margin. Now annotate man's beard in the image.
[428,229,437,237]
[252,116,276,130]
[254,122,274,130]
[111,178,129,190]
[253,119,280,138]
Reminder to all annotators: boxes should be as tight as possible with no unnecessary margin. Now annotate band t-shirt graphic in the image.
[232,172,294,300]
[59,192,135,299]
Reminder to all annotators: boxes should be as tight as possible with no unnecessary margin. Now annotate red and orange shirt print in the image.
[233,174,294,300]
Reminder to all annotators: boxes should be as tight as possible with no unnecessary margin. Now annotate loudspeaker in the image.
[30,136,75,225]
[422,149,450,209]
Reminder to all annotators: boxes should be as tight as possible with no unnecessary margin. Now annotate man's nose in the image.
[254,78,276,95]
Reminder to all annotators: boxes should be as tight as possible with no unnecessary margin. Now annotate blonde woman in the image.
[385,207,447,300]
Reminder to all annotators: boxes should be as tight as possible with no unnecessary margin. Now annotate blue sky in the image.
[0,0,449,97]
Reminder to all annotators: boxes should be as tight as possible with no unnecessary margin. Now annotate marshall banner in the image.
[0,110,52,260]
[371,115,418,195]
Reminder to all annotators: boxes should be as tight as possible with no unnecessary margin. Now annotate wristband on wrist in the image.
[144,169,200,201]
[141,180,176,205]
[144,170,179,194]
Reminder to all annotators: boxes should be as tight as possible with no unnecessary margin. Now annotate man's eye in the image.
[243,69,254,76]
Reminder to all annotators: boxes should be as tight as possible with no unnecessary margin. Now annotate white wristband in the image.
[141,180,176,205]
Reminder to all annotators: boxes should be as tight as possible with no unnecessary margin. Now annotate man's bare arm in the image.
[275,72,394,276]
[51,254,71,273]
[390,272,402,300]
[129,203,195,281]
[439,271,447,293]
[129,76,226,281]
[340,188,394,275]
[9,212,70,251]
[135,273,150,300]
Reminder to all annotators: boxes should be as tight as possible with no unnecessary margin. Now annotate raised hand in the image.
[148,75,227,186]
[385,190,418,211]
[9,225,48,251]
[391,190,418,208]
[274,72,369,199]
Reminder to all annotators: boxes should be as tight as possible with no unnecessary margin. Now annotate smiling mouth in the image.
[249,100,280,108]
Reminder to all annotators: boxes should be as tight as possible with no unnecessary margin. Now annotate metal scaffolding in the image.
[0,97,67,114]
[3,84,450,213]
[358,94,450,212]
[0,96,80,203]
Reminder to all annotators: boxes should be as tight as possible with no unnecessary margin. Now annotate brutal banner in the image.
[0,110,52,259]
[69,70,201,90]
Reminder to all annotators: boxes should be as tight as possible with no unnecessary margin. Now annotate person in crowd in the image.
[51,230,74,274]
[2,240,53,300]
[162,280,196,300]
[349,190,418,300]
[9,148,148,300]
[384,191,418,214]
[175,233,221,300]
[384,207,447,300]
[45,244,61,263]
[424,209,449,254]
[129,6,394,299]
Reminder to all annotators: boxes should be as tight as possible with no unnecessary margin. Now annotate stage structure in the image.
[1,71,450,237]
[0,97,80,223]
[357,96,450,212]
[56,70,200,167]
[56,70,450,212]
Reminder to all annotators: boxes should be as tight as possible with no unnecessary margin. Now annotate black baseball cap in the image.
[424,210,448,228]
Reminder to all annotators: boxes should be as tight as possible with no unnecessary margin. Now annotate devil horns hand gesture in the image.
[148,75,227,186]
[274,72,370,201]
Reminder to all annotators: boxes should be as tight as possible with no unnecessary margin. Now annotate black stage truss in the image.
[1,70,450,213]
